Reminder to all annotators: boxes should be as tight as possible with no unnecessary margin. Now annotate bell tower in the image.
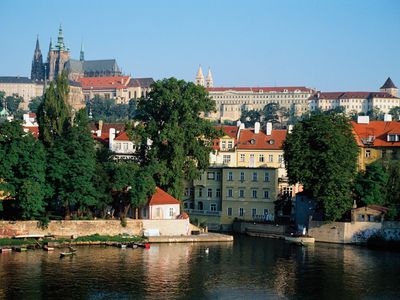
[195,65,205,86]
[31,36,44,81]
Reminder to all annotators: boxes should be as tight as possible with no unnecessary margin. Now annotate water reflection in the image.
[1,236,399,299]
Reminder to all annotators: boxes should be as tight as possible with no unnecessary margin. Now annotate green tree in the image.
[134,78,220,199]
[37,73,71,146]
[385,160,400,219]
[128,99,137,119]
[0,121,47,219]
[354,162,388,206]
[240,109,260,127]
[389,106,400,121]
[87,96,130,122]
[283,113,359,221]
[5,94,23,115]
[28,96,43,113]
[367,107,383,121]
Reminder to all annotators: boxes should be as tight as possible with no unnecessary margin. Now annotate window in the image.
[239,208,244,217]
[123,143,128,151]
[240,154,245,162]
[365,150,371,158]
[259,154,264,162]
[169,208,174,217]
[239,189,245,198]
[207,188,212,198]
[250,154,255,161]
[207,172,215,180]
[190,188,194,196]
[268,155,273,162]
[252,172,258,181]
[228,172,233,181]
[278,155,283,163]
[240,172,245,182]
[198,188,203,197]
[228,141,233,149]
[264,191,269,199]
[210,203,217,211]
[252,190,258,198]
[115,143,121,150]
[264,172,269,182]
[388,134,397,142]
[227,207,232,216]
[227,189,233,197]
[264,209,269,216]
[216,188,221,197]
[252,208,257,217]
[223,155,231,164]
[221,141,226,149]
[216,172,221,181]
[198,201,203,210]
[184,188,189,196]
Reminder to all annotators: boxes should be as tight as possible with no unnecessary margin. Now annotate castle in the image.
[31,25,122,82]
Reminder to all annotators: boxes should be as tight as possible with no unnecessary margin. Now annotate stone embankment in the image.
[148,233,233,243]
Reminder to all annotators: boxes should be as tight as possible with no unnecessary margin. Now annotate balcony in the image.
[185,209,221,217]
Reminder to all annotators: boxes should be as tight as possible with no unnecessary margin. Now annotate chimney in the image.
[237,123,245,140]
[99,120,103,131]
[357,116,370,124]
[288,124,293,133]
[109,128,116,150]
[254,122,260,134]
[266,122,272,136]
[384,114,392,122]
[236,120,242,127]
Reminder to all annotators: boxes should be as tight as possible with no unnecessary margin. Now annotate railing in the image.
[185,209,221,217]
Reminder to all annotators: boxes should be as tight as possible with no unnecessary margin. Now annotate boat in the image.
[43,245,54,251]
[0,248,12,253]
[15,247,27,252]
[60,247,77,258]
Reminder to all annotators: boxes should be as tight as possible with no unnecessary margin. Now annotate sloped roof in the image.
[237,128,287,150]
[208,86,312,93]
[351,121,400,147]
[64,59,83,74]
[114,131,130,141]
[380,77,397,89]
[148,187,180,206]
[309,91,399,100]
[79,76,130,89]
[83,59,121,73]
[212,125,238,150]
[0,76,33,84]
[128,78,155,88]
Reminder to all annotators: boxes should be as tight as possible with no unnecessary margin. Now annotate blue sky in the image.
[0,0,399,91]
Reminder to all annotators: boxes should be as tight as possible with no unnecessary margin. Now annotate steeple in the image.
[206,67,213,88]
[31,35,44,81]
[380,77,398,97]
[195,65,205,86]
[80,42,85,61]
[56,24,66,51]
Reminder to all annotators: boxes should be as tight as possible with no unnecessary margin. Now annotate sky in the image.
[0,0,399,91]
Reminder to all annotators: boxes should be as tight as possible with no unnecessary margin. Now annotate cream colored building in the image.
[0,76,44,111]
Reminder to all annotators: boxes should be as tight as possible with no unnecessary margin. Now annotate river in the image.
[1,235,399,299]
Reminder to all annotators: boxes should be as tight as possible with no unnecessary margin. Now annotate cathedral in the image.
[31,25,122,82]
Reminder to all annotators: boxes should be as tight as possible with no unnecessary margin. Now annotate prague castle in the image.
[31,25,121,82]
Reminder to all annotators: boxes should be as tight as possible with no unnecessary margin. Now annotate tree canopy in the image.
[389,106,400,121]
[239,109,260,128]
[87,97,137,122]
[283,113,359,221]
[133,77,221,199]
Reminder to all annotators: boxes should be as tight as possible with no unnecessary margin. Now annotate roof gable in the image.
[148,187,180,205]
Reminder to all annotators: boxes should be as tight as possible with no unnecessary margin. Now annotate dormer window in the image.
[387,134,399,142]
[250,139,256,144]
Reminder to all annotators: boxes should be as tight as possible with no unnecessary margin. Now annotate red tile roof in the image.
[148,187,180,206]
[207,86,313,93]
[79,76,130,89]
[237,128,287,150]
[114,131,130,141]
[351,121,400,147]
[212,125,238,150]
[90,122,126,144]
[310,91,399,100]
[23,126,39,138]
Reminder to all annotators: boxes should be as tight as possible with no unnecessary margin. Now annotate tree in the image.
[87,96,131,121]
[134,78,220,199]
[240,109,260,128]
[354,162,388,206]
[389,106,400,121]
[37,73,71,146]
[5,94,23,115]
[385,160,400,219]
[367,107,382,121]
[28,96,43,113]
[0,121,47,219]
[262,103,280,124]
[283,113,359,221]
[46,110,98,217]
[128,99,137,119]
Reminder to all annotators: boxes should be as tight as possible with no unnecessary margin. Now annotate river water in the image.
[0,235,399,300]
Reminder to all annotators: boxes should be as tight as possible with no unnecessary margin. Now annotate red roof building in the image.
[142,187,181,220]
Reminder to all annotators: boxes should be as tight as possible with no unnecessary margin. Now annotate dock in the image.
[148,233,233,243]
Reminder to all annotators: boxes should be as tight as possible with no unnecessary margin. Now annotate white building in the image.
[141,187,181,220]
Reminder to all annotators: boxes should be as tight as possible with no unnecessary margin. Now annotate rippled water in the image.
[1,236,400,300]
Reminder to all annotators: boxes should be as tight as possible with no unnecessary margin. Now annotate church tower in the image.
[80,42,85,61]
[206,67,213,88]
[380,77,398,97]
[47,25,70,81]
[31,36,44,81]
[195,65,205,86]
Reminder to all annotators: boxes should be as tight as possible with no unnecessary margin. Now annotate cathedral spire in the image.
[49,37,53,51]
[206,67,213,88]
[195,65,205,86]
[56,24,65,51]
[80,42,85,61]
[31,35,44,81]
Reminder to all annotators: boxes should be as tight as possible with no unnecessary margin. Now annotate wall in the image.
[232,221,286,235]
[308,221,382,244]
[0,219,190,238]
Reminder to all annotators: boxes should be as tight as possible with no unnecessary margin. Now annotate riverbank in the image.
[148,232,233,243]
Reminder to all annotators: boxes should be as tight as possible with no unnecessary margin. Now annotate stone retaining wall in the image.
[232,221,287,235]
[0,219,190,238]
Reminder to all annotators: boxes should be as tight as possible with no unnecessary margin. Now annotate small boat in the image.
[0,248,12,253]
[60,247,77,258]
[15,247,27,252]
[118,244,127,249]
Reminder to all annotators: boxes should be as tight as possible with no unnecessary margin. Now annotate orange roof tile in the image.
[237,128,287,150]
[212,125,238,150]
[351,121,400,147]
[114,131,130,141]
[148,187,180,206]
[23,126,39,138]
[79,76,130,89]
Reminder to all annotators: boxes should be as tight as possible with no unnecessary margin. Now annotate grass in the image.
[0,234,146,247]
